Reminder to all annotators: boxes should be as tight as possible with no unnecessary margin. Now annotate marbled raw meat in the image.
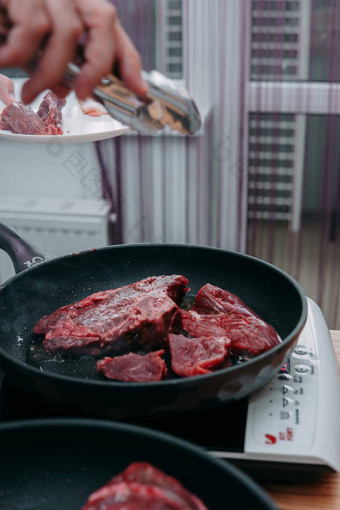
[37,91,66,134]
[181,284,280,359]
[1,91,66,135]
[0,102,47,134]
[81,462,208,510]
[33,275,188,356]
[169,333,231,377]
[96,350,167,382]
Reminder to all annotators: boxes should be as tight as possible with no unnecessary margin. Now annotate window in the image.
[114,0,183,79]
[160,0,184,79]
[245,0,340,327]
[247,0,310,228]
[250,0,309,82]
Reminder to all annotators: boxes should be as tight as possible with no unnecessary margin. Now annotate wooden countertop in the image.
[260,330,340,510]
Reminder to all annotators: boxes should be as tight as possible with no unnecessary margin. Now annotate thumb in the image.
[0,75,15,104]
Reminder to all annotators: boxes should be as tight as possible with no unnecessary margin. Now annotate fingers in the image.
[21,0,82,103]
[0,0,50,68]
[0,73,15,103]
[72,0,117,99]
[112,20,149,98]
[73,0,148,99]
[0,0,148,104]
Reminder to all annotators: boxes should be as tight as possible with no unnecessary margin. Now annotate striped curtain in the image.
[96,0,340,329]
[246,0,340,329]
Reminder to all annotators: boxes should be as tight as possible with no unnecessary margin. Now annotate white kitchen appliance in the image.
[209,298,340,475]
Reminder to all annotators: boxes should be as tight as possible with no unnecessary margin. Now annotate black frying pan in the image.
[0,418,278,509]
[0,223,307,420]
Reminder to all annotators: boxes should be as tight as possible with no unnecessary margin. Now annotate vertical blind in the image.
[246,0,340,329]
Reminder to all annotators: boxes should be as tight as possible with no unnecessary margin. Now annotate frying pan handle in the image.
[0,223,51,274]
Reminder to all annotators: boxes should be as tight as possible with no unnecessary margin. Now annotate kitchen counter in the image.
[261,330,340,510]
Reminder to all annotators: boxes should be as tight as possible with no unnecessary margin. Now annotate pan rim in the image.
[0,242,308,388]
[0,416,278,509]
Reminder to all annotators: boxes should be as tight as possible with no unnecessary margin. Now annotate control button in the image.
[282,385,293,394]
[278,374,292,381]
[283,397,294,407]
[294,345,307,355]
[295,364,309,374]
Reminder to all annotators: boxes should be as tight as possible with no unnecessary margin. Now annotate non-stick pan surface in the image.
[0,224,307,419]
[0,418,277,510]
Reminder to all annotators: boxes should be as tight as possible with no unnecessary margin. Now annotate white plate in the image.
[0,78,130,143]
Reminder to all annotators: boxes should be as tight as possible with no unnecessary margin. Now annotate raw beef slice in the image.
[1,91,66,135]
[169,334,231,377]
[37,91,66,134]
[0,102,47,135]
[81,462,208,510]
[33,275,189,356]
[96,350,167,382]
[181,284,280,359]
[192,283,262,317]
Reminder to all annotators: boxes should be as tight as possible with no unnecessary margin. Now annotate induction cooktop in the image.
[1,298,339,481]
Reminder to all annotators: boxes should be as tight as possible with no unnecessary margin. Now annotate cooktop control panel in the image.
[213,298,340,472]
[247,318,318,452]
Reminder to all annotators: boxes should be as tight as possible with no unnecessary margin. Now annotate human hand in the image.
[0,0,148,104]
[0,73,14,103]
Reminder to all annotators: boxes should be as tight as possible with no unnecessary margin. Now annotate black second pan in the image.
[0,223,307,420]
[0,418,277,509]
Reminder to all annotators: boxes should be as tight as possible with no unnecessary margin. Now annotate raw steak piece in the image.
[193,283,260,317]
[180,310,228,338]
[82,462,208,510]
[169,334,231,377]
[0,102,47,134]
[96,350,168,382]
[82,481,186,509]
[181,284,280,359]
[217,314,280,359]
[37,91,66,134]
[33,275,189,357]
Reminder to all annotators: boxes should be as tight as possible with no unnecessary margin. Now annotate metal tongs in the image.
[0,7,201,136]
[63,63,201,136]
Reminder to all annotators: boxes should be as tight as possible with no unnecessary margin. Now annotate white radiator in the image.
[0,195,110,284]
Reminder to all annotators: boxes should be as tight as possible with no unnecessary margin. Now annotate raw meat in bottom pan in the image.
[181,284,280,359]
[33,275,189,357]
[82,462,208,510]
